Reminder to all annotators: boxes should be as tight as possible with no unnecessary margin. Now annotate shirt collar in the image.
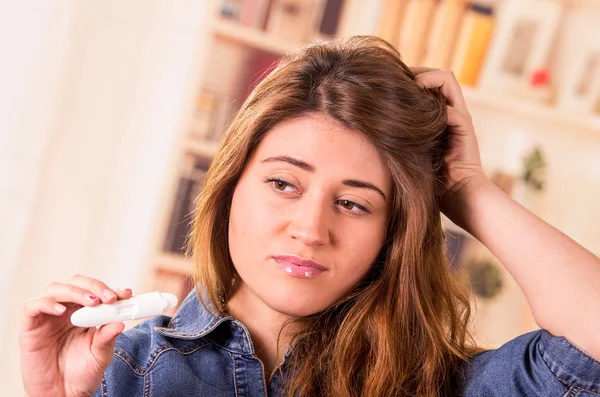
[155,288,252,346]
[155,286,299,362]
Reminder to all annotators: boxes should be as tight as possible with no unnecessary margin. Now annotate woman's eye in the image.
[265,178,296,193]
[337,199,369,214]
[265,178,369,214]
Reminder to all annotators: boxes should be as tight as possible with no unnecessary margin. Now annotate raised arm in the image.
[412,67,600,360]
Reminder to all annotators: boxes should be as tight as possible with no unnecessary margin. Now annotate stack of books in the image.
[219,0,347,42]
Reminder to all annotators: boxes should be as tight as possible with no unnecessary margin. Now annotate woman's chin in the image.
[263,290,330,318]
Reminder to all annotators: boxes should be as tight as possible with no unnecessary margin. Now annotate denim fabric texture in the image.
[94,289,600,396]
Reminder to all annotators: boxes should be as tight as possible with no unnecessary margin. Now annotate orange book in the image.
[451,3,495,86]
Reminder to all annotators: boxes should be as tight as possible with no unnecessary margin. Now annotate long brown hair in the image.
[188,36,481,396]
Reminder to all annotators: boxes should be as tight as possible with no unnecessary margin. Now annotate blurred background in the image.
[2,0,599,393]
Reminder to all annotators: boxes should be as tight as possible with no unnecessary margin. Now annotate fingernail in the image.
[86,293,98,301]
[103,289,117,300]
[55,304,66,312]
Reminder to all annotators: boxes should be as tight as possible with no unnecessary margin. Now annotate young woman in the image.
[20,36,600,397]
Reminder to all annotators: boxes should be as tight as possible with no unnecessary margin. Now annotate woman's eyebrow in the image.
[261,155,387,202]
[262,155,314,171]
[342,180,387,202]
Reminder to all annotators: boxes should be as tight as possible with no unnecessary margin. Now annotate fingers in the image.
[411,68,471,120]
[44,282,134,308]
[90,322,125,369]
[20,296,68,332]
[447,106,473,133]
[113,288,134,300]
[21,275,133,333]
[66,274,120,304]
[45,282,103,307]
[410,66,438,75]
[23,296,67,318]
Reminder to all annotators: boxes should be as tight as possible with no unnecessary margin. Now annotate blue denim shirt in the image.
[94,289,600,396]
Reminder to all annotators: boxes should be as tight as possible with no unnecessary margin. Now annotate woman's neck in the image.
[226,282,294,379]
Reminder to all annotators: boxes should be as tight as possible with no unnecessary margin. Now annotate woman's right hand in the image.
[19,275,134,397]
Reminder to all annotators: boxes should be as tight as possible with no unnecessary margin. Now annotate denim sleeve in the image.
[91,320,158,397]
[462,329,600,396]
[91,353,145,397]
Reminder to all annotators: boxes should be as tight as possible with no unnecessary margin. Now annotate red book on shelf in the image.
[241,50,282,98]
[239,0,271,28]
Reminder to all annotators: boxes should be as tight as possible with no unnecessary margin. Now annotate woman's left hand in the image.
[411,67,490,220]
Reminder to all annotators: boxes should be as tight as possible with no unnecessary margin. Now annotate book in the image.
[332,0,385,38]
[241,50,281,95]
[239,0,272,28]
[377,0,407,47]
[450,2,495,86]
[422,0,467,69]
[317,0,346,37]
[219,0,245,20]
[396,0,438,65]
[265,0,320,42]
[163,158,211,255]
[190,89,218,140]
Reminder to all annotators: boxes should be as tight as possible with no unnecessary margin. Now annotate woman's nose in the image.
[288,196,331,247]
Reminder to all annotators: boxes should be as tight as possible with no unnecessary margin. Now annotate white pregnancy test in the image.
[70,291,178,327]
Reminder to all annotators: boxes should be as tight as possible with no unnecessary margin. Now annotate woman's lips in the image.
[273,255,327,279]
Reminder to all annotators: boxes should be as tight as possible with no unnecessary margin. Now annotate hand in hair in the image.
[412,68,600,362]
[411,67,488,225]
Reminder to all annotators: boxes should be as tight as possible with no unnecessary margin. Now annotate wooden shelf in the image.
[154,252,195,276]
[185,137,220,158]
[208,22,600,138]
[567,0,600,8]
[211,18,304,56]
[463,87,600,137]
[209,18,600,138]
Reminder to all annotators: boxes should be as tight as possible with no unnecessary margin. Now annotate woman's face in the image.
[228,113,392,317]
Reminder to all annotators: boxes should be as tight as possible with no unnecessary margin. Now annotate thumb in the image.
[90,322,125,369]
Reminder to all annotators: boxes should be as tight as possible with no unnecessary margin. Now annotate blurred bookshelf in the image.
[463,87,600,136]
[146,0,600,315]
[212,18,301,55]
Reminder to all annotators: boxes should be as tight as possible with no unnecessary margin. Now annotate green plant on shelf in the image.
[465,259,503,300]
[521,145,547,192]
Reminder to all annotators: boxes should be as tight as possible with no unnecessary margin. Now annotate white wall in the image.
[0,0,75,358]
[0,1,209,394]
[467,102,600,348]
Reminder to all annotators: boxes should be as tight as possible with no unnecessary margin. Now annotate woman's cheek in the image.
[261,196,290,224]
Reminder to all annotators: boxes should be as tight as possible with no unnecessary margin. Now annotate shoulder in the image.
[113,314,211,368]
[461,329,600,396]
[93,315,211,397]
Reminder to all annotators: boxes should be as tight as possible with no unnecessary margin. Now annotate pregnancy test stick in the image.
[70,291,178,327]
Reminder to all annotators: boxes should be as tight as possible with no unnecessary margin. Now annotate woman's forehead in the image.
[256,115,385,167]
[249,114,393,193]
